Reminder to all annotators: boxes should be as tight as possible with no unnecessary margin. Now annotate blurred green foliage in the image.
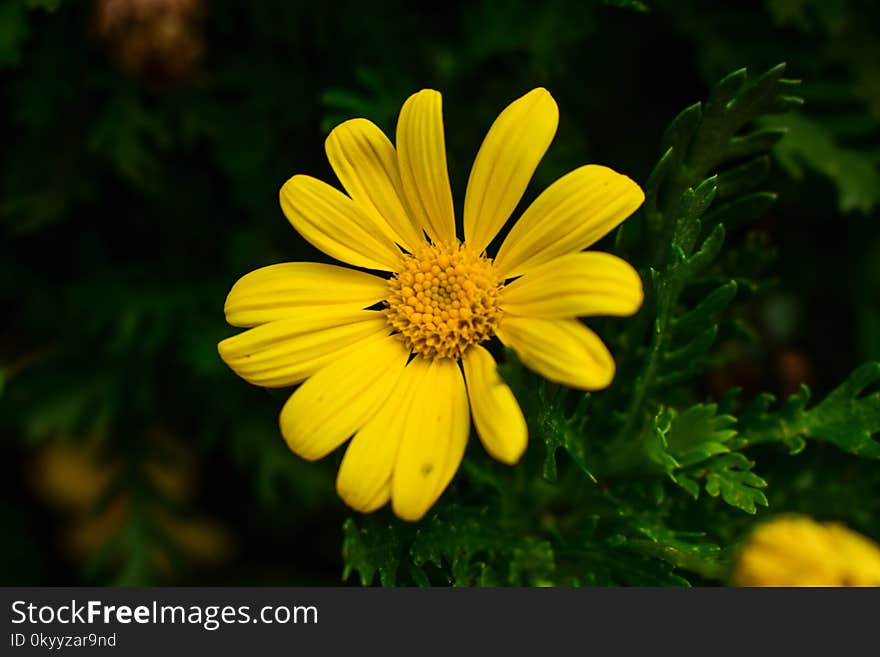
[1,0,879,585]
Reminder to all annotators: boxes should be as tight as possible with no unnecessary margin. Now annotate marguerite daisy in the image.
[218,88,645,521]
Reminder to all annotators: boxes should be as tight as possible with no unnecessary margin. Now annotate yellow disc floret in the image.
[386,242,503,360]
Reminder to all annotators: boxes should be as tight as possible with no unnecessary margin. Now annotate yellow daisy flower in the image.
[218,88,645,521]
[734,516,880,586]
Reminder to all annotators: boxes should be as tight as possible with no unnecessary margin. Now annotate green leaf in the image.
[735,363,880,458]
[508,539,556,586]
[688,63,800,175]
[679,177,718,229]
[87,90,169,191]
[646,404,770,514]
[626,519,726,580]
[580,545,692,586]
[538,396,597,484]
[602,396,767,516]
[665,403,737,468]
[703,192,778,231]
[726,63,789,126]
[409,506,556,586]
[662,326,718,373]
[643,146,674,216]
[342,517,402,587]
[496,349,596,483]
[761,112,880,213]
[681,223,726,277]
[723,128,788,163]
[409,507,499,585]
[714,155,771,199]
[607,65,796,483]
[707,68,748,107]
[601,0,650,12]
[702,453,768,514]
[671,281,738,340]
[661,102,703,165]
[601,407,678,477]
[643,408,679,474]
[567,503,727,585]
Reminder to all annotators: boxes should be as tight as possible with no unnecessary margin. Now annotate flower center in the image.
[386,242,503,360]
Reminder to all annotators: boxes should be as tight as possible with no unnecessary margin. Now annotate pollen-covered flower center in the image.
[386,243,502,360]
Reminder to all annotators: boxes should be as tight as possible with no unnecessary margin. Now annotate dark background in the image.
[2,0,879,585]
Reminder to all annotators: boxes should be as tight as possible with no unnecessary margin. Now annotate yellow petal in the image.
[501,252,643,319]
[217,309,388,388]
[396,89,456,245]
[336,357,424,513]
[279,335,410,461]
[325,118,425,252]
[224,262,389,328]
[347,479,391,515]
[462,345,527,465]
[494,165,645,278]
[280,174,402,271]
[496,317,615,390]
[734,517,880,586]
[463,88,558,254]
[392,357,469,521]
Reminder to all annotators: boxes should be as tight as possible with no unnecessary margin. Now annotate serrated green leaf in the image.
[410,507,498,574]
[682,224,726,276]
[715,155,772,199]
[680,176,719,222]
[661,102,702,160]
[689,64,800,174]
[665,403,737,468]
[539,407,597,483]
[672,472,701,498]
[508,539,556,586]
[735,363,880,458]
[672,214,702,256]
[608,65,799,485]
[342,518,402,587]
[627,521,726,580]
[573,541,693,587]
[807,364,880,458]
[642,408,679,475]
[703,191,777,231]
[726,63,788,123]
[707,68,748,107]
[644,145,675,218]
[409,506,556,586]
[663,325,718,370]
[723,128,788,163]
[671,281,738,339]
[408,563,431,587]
[761,112,880,213]
[702,453,768,514]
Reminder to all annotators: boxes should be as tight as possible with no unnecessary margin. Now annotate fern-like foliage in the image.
[341,64,880,585]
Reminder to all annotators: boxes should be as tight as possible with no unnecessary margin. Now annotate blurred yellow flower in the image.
[734,516,880,586]
[31,436,233,575]
[219,88,644,521]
